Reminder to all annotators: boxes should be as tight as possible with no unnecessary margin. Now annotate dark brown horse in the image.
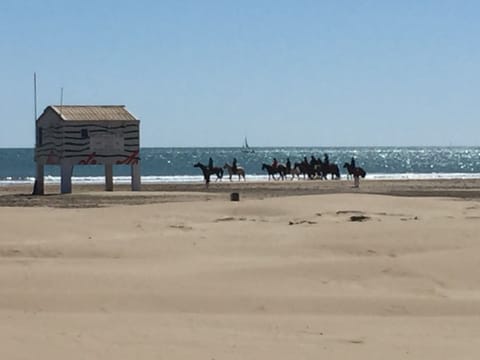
[319,162,341,180]
[194,162,224,186]
[343,163,366,178]
[308,159,340,180]
[294,161,315,179]
[262,163,286,180]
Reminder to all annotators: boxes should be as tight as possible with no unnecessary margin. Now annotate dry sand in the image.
[1,179,480,359]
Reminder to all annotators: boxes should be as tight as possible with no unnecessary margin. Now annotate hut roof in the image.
[49,105,138,122]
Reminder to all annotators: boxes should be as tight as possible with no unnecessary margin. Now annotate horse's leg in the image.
[354,176,359,187]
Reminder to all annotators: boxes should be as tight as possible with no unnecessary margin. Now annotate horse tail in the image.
[360,168,366,178]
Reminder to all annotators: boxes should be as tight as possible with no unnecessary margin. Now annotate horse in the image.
[319,162,341,180]
[343,163,366,187]
[262,163,286,180]
[223,163,246,181]
[343,163,366,178]
[194,162,224,186]
[294,161,315,179]
[289,164,302,180]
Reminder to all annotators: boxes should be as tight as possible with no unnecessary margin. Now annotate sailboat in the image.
[241,137,255,153]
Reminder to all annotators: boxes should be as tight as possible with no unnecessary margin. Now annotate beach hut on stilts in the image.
[33,105,141,194]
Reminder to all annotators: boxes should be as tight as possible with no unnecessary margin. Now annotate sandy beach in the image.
[1,178,480,359]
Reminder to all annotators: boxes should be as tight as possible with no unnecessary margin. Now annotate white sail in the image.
[242,137,254,153]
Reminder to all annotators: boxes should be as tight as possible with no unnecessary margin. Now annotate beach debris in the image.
[336,210,363,215]
[289,219,317,225]
[169,223,193,230]
[215,216,235,222]
[230,192,240,201]
[400,216,419,221]
[349,215,370,222]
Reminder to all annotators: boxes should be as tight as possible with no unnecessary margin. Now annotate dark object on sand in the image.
[230,192,240,201]
[350,215,370,222]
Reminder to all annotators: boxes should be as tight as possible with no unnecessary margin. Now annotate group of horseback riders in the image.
[206,154,357,175]
[264,153,357,179]
[198,153,364,185]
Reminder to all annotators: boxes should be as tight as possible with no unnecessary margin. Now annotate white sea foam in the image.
[2,172,480,186]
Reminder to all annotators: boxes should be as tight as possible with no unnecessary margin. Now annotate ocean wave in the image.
[2,173,480,186]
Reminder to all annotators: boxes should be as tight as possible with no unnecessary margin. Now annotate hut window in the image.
[81,129,89,139]
[37,127,43,146]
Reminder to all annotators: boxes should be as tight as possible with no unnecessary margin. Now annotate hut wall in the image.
[35,107,63,164]
[35,112,140,166]
[61,121,140,166]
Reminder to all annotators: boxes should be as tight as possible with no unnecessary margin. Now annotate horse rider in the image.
[272,158,278,169]
[232,158,238,173]
[350,156,356,168]
[310,155,317,166]
[303,156,309,166]
[324,153,329,166]
[286,157,291,172]
[208,157,214,170]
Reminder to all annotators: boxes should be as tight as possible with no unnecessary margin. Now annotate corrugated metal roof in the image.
[50,105,139,121]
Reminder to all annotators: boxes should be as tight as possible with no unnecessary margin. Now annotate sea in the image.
[1,147,480,185]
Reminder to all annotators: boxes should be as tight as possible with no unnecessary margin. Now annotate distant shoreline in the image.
[2,172,480,186]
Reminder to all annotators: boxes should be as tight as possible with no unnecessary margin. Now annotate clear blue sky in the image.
[1,0,479,147]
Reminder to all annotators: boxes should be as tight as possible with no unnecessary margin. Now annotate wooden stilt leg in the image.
[61,163,73,194]
[105,163,113,191]
[131,163,141,191]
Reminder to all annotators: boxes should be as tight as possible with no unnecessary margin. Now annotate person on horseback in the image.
[272,158,278,169]
[324,153,329,165]
[310,155,317,166]
[286,157,291,172]
[232,158,238,173]
[208,157,214,170]
[350,156,356,168]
